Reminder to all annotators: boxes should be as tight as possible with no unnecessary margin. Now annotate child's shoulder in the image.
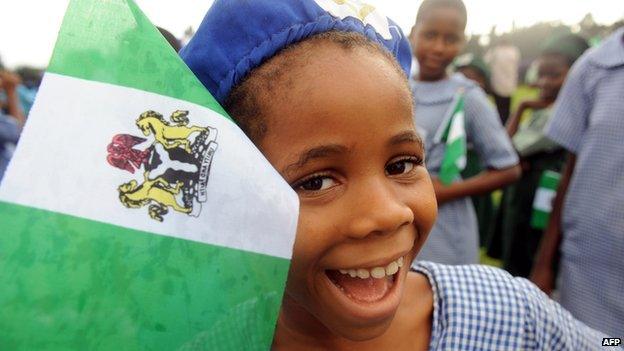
[413,261,527,307]
[411,262,530,348]
[449,72,479,89]
[412,261,611,350]
[411,73,482,105]
[584,27,624,70]
[449,73,492,109]
[562,29,624,93]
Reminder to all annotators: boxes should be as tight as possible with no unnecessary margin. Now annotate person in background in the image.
[0,65,40,117]
[531,27,624,337]
[454,53,490,93]
[409,0,520,265]
[14,66,43,115]
[485,35,521,123]
[454,53,499,250]
[499,34,589,278]
[0,70,25,181]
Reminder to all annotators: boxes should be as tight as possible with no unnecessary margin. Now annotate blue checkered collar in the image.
[589,27,624,69]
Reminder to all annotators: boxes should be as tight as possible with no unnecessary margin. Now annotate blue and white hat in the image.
[180,0,412,104]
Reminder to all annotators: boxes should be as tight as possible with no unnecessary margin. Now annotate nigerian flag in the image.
[437,90,467,185]
[531,170,561,229]
[0,1,298,350]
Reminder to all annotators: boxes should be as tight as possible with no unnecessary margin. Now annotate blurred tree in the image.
[611,20,624,31]
[461,16,622,83]
[465,34,485,58]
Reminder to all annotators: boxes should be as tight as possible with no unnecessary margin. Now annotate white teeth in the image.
[356,269,370,279]
[386,261,399,275]
[336,256,404,279]
[371,267,385,279]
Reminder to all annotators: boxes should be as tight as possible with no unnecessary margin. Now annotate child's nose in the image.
[432,37,446,53]
[345,178,414,239]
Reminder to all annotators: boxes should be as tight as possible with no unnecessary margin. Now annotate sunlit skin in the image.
[409,6,466,81]
[252,42,437,350]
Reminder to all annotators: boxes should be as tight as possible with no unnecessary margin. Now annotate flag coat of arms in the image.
[0,1,298,349]
[436,90,467,185]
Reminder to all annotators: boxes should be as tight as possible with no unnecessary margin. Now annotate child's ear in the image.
[408,25,418,47]
[458,33,467,50]
[408,25,417,41]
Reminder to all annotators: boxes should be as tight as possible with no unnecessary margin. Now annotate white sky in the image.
[0,1,622,69]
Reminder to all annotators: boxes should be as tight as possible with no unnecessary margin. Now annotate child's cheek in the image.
[409,181,438,244]
[289,209,323,269]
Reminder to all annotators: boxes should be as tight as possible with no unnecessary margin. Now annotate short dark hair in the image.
[157,27,182,52]
[224,31,408,142]
[541,34,589,66]
[415,0,467,30]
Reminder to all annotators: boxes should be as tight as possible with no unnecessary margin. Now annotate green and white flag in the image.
[436,90,467,185]
[0,1,298,350]
[531,170,561,230]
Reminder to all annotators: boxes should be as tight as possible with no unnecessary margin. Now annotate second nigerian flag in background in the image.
[437,90,467,185]
[0,0,298,350]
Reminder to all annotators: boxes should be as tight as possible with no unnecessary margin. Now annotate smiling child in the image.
[408,0,521,265]
[180,0,615,349]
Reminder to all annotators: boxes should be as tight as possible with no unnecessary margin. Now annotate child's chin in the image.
[327,317,395,342]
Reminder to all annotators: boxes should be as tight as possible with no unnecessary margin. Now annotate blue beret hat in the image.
[180,0,412,105]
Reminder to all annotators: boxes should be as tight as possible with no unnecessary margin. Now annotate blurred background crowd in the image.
[2,6,621,181]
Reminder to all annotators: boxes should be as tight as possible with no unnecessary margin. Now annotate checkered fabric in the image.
[544,28,624,337]
[413,261,617,350]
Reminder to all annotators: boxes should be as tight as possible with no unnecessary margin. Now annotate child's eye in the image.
[423,31,437,40]
[445,34,460,45]
[385,157,423,176]
[293,175,337,192]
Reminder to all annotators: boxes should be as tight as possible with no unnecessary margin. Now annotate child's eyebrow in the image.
[388,130,424,151]
[282,144,348,175]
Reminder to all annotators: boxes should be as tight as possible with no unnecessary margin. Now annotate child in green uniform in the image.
[500,34,589,277]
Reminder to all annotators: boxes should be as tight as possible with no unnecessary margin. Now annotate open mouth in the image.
[325,257,404,303]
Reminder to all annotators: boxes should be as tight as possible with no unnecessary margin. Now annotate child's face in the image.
[536,54,569,102]
[410,7,465,81]
[256,42,437,340]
